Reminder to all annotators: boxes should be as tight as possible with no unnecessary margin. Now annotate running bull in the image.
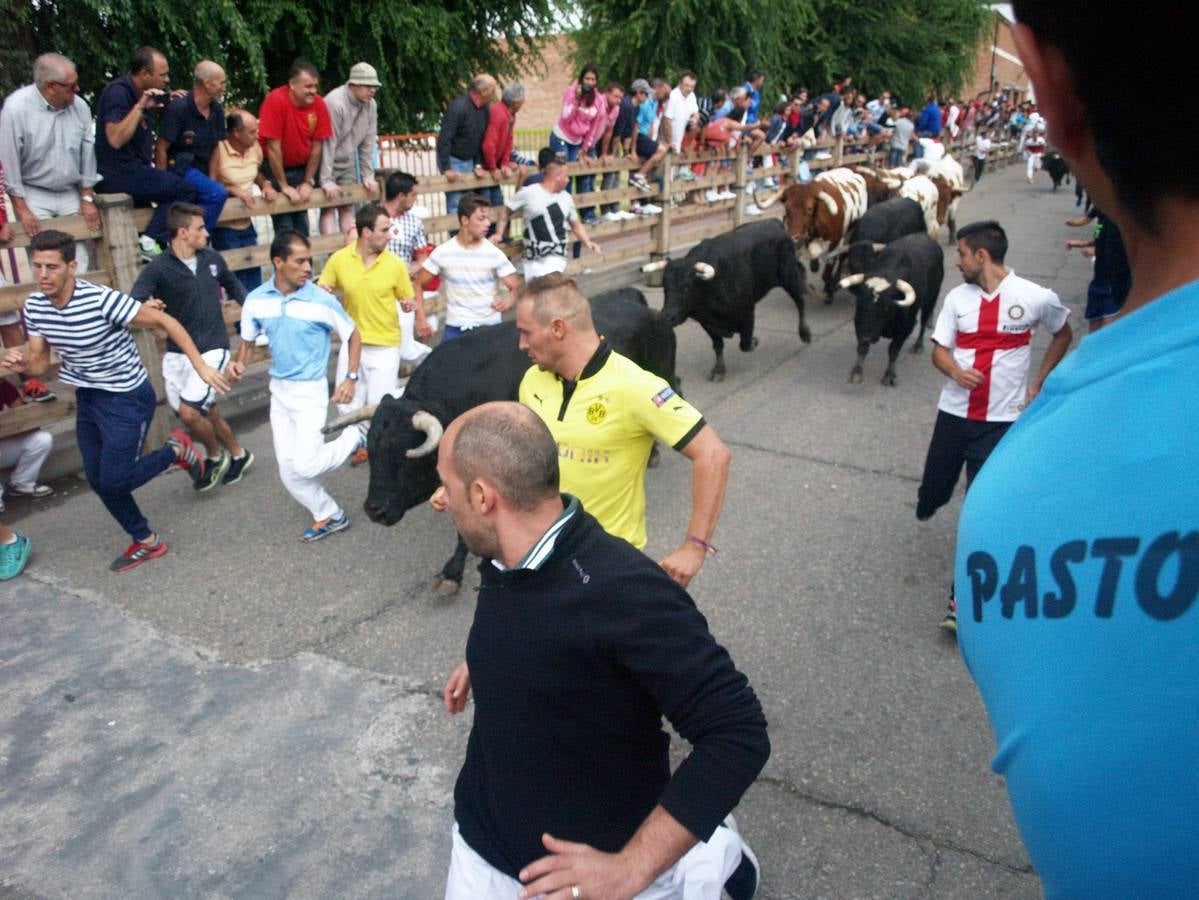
[839,232,944,386]
[642,219,812,382]
[323,289,677,594]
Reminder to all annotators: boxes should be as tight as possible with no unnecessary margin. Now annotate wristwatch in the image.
[80,195,96,204]
[346,372,359,381]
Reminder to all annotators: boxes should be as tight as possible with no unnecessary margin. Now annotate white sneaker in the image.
[705,189,721,203]
[637,203,663,215]
[718,190,738,200]
[763,177,778,188]
[745,203,765,216]
[617,210,638,220]
[744,182,756,195]
[602,211,623,222]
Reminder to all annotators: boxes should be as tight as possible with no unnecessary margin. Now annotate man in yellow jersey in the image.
[318,202,415,463]
[515,273,731,587]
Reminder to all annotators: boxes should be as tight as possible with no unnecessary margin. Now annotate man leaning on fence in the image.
[318,62,382,236]
[3,230,228,573]
[211,109,277,293]
[437,74,497,222]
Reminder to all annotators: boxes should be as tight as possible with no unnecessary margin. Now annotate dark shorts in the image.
[635,133,660,159]
[1085,281,1122,321]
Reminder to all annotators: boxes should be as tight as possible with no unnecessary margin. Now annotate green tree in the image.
[6,0,561,132]
[573,0,989,106]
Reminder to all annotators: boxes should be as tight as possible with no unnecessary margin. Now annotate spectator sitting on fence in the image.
[0,377,55,509]
[627,78,670,199]
[130,201,252,491]
[550,64,608,225]
[5,230,227,573]
[0,52,100,273]
[211,109,276,294]
[94,46,200,256]
[493,159,601,281]
[414,194,518,342]
[155,61,230,238]
[590,81,625,222]
[318,62,382,236]
[436,74,497,226]
[258,60,333,238]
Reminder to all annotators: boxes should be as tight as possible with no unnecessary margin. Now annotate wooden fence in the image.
[0,131,1019,463]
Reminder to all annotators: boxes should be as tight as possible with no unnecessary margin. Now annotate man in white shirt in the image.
[663,72,699,154]
[973,132,992,183]
[915,220,1073,632]
[415,194,519,341]
[492,160,600,280]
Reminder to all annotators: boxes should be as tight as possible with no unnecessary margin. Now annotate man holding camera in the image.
[94,46,198,251]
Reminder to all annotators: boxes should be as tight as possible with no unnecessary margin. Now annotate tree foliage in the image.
[573,0,990,106]
[3,0,561,131]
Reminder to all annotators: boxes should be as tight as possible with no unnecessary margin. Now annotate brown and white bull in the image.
[852,165,903,205]
[919,156,966,244]
[754,167,869,297]
[898,174,941,240]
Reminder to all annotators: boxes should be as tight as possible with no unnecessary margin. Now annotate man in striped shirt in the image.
[2,230,230,573]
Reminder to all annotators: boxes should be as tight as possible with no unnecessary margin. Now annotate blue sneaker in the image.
[300,512,350,543]
[0,533,32,580]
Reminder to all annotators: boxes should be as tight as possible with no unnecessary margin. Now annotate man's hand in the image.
[262,183,278,202]
[225,359,246,382]
[952,366,985,390]
[297,182,313,202]
[583,239,601,255]
[399,298,416,313]
[3,347,26,373]
[197,363,231,395]
[659,540,706,588]
[364,177,379,197]
[415,317,434,340]
[281,185,301,203]
[489,169,502,183]
[332,378,356,405]
[518,834,646,900]
[443,662,471,714]
[321,181,342,200]
[489,233,503,246]
[491,295,513,313]
[143,297,166,312]
[473,165,487,178]
[80,201,101,232]
[237,188,258,209]
[444,170,461,183]
[16,206,40,237]
[601,154,615,166]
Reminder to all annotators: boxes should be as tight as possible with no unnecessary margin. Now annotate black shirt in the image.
[159,92,227,174]
[130,247,245,354]
[1093,211,1131,304]
[96,74,154,179]
[455,504,770,879]
[436,93,489,173]
[612,95,637,142]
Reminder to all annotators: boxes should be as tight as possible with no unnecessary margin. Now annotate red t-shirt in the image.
[258,85,333,168]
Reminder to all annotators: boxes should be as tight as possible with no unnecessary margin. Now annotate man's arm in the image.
[131,305,230,393]
[1027,322,1072,403]
[105,92,154,151]
[2,334,52,377]
[436,100,460,175]
[490,204,512,244]
[215,253,247,305]
[568,217,601,256]
[265,139,296,200]
[300,141,320,200]
[659,425,731,587]
[490,272,521,312]
[931,341,984,389]
[332,328,362,404]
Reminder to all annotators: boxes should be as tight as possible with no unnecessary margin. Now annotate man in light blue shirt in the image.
[234,230,363,542]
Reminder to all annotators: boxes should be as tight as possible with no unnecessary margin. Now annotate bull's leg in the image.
[779,260,813,344]
[739,333,759,352]
[432,533,469,595]
[881,336,905,386]
[709,335,727,382]
[849,341,869,383]
[822,257,843,302]
[911,307,933,354]
[946,214,957,245]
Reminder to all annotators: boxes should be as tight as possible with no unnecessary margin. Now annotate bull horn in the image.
[693,262,716,281]
[872,243,887,252]
[839,273,866,289]
[322,404,378,435]
[753,186,783,209]
[406,411,444,458]
[894,279,917,307]
[641,260,668,273]
[818,191,838,216]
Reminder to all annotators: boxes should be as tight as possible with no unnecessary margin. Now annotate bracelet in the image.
[686,535,718,556]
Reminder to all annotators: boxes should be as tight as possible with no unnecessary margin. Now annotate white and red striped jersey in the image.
[933,272,1070,421]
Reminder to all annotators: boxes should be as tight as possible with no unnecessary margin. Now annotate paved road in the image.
[0,163,1092,899]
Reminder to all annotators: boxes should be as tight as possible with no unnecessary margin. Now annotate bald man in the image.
[437,401,767,900]
[212,108,276,293]
[436,74,498,222]
[156,59,230,235]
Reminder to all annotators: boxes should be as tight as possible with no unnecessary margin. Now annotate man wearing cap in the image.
[319,62,381,235]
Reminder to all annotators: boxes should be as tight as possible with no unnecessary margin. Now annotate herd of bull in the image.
[321,160,962,589]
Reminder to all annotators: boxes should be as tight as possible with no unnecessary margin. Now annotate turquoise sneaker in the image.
[0,533,32,580]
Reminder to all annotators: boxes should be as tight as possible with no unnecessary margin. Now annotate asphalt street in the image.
[0,162,1093,899]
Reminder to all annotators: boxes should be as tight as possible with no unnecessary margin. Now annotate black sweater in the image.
[454,506,770,879]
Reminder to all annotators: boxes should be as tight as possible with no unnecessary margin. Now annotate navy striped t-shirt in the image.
[23,279,147,391]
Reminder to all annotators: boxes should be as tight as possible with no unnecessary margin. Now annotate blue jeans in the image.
[96,167,198,246]
[888,148,905,167]
[182,167,229,235]
[267,166,312,236]
[444,156,477,222]
[75,381,175,542]
[212,223,263,294]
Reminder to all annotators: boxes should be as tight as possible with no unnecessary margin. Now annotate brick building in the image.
[962,4,1033,105]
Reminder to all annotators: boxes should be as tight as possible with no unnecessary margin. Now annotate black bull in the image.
[331,289,677,593]
[651,219,812,382]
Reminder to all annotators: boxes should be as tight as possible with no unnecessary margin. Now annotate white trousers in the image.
[399,306,436,365]
[0,429,53,494]
[334,343,402,422]
[1026,152,1043,180]
[269,377,360,522]
[22,184,90,271]
[444,818,745,900]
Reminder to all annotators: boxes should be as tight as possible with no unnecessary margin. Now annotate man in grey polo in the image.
[318,62,381,235]
[0,52,100,269]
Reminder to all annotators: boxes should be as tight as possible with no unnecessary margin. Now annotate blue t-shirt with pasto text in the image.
[957,279,1199,899]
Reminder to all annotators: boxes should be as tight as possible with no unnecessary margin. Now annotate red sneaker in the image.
[110,539,169,573]
[20,378,56,403]
[166,428,205,484]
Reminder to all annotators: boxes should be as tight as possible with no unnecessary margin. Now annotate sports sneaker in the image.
[300,511,350,543]
[617,210,638,220]
[110,538,168,573]
[222,450,254,485]
[718,190,738,200]
[745,203,765,216]
[193,452,230,492]
[636,203,663,215]
[20,378,56,403]
[350,446,369,468]
[581,211,600,226]
[629,173,652,192]
[601,211,623,222]
[940,596,957,634]
[0,533,31,580]
[676,169,698,182]
[138,235,163,262]
[166,428,205,483]
[7,482,53,499]
[705,188,721,203]
[723,817,760,900]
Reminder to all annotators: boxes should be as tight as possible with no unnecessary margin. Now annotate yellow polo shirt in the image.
[519,346,704,549]
[212,140,262,230]
[318,244,414,346]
